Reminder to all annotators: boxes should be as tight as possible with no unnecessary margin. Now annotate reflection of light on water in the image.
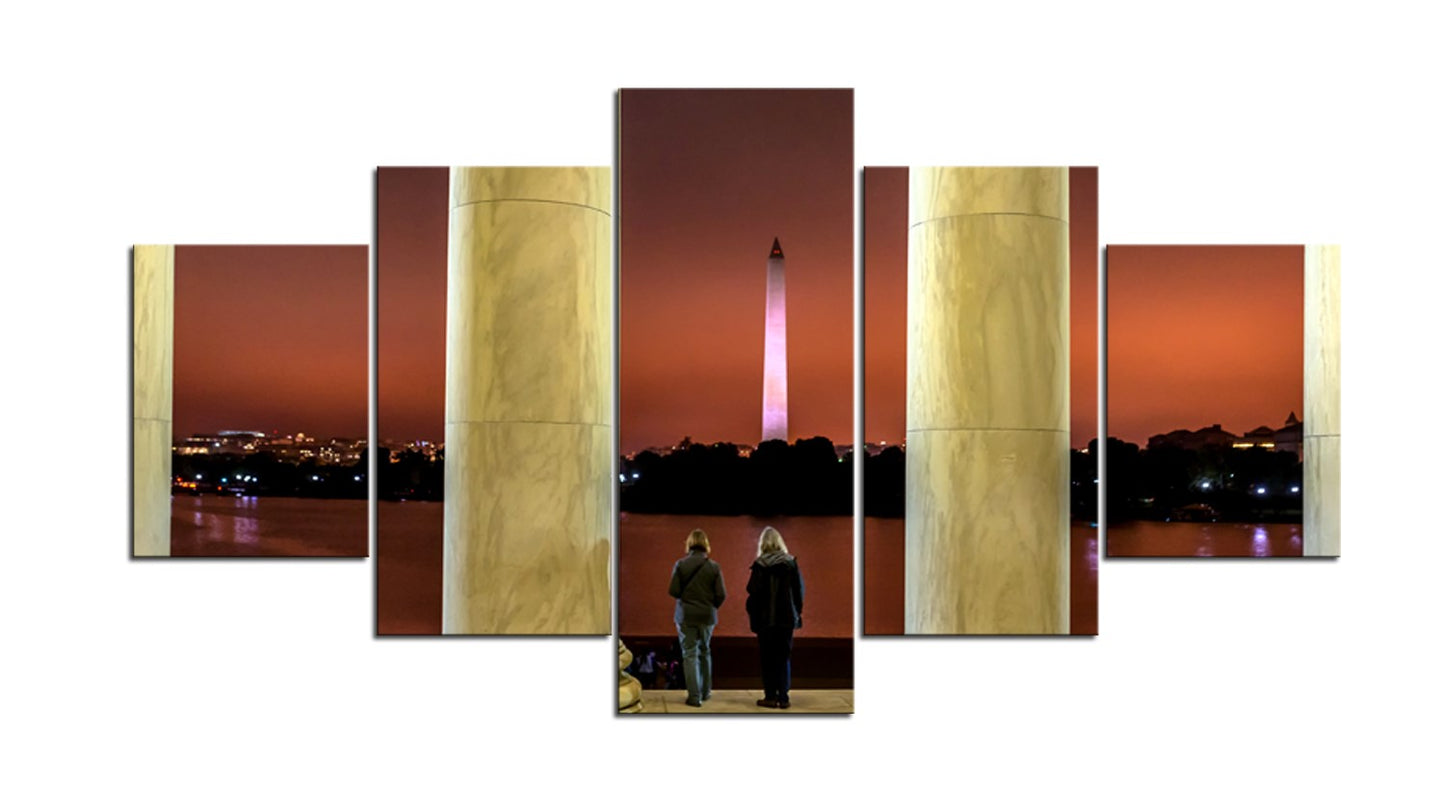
[226,496,260,545]
[1195,524,1215,557]
[232,515,259,545]
[1252,526,1272,558]
[1110,520,1303,558]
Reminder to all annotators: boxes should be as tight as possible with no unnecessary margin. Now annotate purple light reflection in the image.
[1251,526,1272,557]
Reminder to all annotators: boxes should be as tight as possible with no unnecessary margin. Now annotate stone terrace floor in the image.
[634,689,853,715]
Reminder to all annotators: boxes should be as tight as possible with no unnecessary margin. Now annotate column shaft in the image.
[133,245,173,557]
[905,167,1069,634]
[442,167,612,634]
[1304,245,1341,557]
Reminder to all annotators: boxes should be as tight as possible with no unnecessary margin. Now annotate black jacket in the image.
[745,552,803,633]
[668,548,726,626]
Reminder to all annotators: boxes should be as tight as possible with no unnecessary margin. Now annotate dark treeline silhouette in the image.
[862,446,905,518]
[861,446,1099,520]
[620,436,851,516]
[172,450,368,500]
[1102,437,1302,523]
[376,447,444,501]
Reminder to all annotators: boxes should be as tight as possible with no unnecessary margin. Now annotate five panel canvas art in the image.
[129,88,1343,716]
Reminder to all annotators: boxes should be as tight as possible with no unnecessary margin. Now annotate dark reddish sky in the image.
[620,89,853,455]
[375,167,448,442]
[1107,245,1303,446]
[863,167,1098,449]
[173,245,367,438]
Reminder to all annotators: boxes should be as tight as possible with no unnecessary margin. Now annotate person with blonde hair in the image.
[745,525,804,709]
[668,528,726,707]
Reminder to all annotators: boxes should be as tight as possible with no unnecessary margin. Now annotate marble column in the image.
[442,167,612,634]
[133,245,173,557]
[1303,245,1341,557]
[905,167,1069,634]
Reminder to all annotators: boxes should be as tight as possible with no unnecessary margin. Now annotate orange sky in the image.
[1106,245,1303,446]
[863,167,1098,449]
[619,89,853,454]
[172,245,368,438]
[375,167,448,442]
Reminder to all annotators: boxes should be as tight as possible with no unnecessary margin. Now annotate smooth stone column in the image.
[443,167,612,634]
[1304,245,1341,557]
[133,245,173,557]
[905,167,1069,634]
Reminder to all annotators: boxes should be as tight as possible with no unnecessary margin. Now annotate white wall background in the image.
[2,1,1440,782]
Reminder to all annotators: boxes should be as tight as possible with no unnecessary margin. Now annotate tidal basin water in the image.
[863,518,1098,635]
[1106,520,1302,557]
[618,513,854,639]
[170,495,368,557]
[375,501,443,634]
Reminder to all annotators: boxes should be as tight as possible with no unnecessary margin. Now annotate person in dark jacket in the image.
[745,525,803,709]
[668,529,726,707]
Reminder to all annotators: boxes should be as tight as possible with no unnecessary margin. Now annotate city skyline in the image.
[1106,245,1303,447]
[173,245,368,438]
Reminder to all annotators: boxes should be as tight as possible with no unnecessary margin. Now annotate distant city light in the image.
[1255,486,1267,495]
[631,472,640,479]
[1200,481,1211,489]
[1290,485,1300,493]
[619,474,626,482]
[195,474,202,480]
[311,475,320,481]
[354,475,361,481]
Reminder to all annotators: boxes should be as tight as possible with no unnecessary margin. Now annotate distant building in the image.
[173,430,367,465]
[1147,424,1238,452]
[1232,412,1303,458]
[1146,412,1303,458]
[174,431,259,456]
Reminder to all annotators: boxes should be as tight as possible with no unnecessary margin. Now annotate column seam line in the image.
[448,418,612,428]
[451,197,611,217]
[905,426,1069,434]
[910,211,1069,229]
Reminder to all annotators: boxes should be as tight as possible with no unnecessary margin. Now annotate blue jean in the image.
[758,627,794,701]
[677,623,715,701]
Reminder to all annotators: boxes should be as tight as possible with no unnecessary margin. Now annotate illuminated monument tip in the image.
[762,238,788,444]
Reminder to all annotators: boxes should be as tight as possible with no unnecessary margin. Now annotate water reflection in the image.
[1251,526,1271,558]
[1108,520,1302,558]
[170,495,367,557]
[232,514,259,546]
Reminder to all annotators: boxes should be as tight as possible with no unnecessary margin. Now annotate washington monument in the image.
[762,237,788,443]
